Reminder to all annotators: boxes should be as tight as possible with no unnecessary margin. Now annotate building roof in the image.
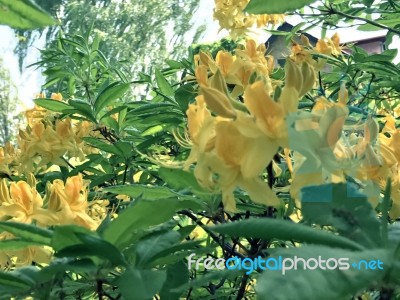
[265,22,319,48]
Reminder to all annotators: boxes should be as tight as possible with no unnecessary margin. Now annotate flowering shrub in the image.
[0,0,400,299]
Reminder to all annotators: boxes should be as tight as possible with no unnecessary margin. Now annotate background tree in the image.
[0,59,21,145]
[15,0,204,73]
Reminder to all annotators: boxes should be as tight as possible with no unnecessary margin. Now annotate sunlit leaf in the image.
[0,0,55,29]
[244,0,317,14]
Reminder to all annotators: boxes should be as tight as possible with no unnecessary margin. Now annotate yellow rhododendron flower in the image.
[50,92,63,101]
[213,0,284,37]
[0,179,53,225]
[47,174,99,230]
[183,90,283,211]
[244,80,287,141]
[315,33,342,56]
[288,100,349,201]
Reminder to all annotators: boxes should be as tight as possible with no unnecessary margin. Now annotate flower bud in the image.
[301,34,311,47]
[285,58,303,92]
[200,86,237,119]
[338,82,348,106]
[210,69,229,96]
[299,62,315,97]
[51,93,63,101]
[365,116,379,143]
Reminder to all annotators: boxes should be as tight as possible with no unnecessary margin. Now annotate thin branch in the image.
[236,274,249,300]
[321,5,400,36]
[178,210,245,259]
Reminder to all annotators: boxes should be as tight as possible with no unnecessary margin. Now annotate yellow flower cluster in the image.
[0,92,112,268]
[290,33,343,71]
[0,93,95,174]
[181,40,316,211]
[25,92,62,127]
[366,116,400,218]
[194,40,275,97]
[213,0,284,37]
[0,174,106,268]
[315,33,343,56]
[181,35,400,218]
[287,88,400,218]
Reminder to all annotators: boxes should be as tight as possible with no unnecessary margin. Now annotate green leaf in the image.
[362,0,374,7]
[8,266,39,286]
[149,240,204,267]
[0,0,55,29]
[114,141,132,159]
[99,106,126,121]
[358,18,400,31]
[55,234,126,266]
[155,69,174,97]
[116,268,166,300]
[177,225,197,240]
[244,0,317,14]
[0,271,33,293]
[82,137,123,156]
[166,59,184,69]
[361,49,398,62]
[0,239,43,250]
[172,269,243,294]
[174,83,196,111]
[136,230,181,266]
[68,99,97,123]
[256,246,390,300]
[94,82,130,114]
[34,98,73,112]
[158,167,208,195]
[141,124,164,136]
[211,218,364,251]
[36,258,97,283]
[159,261,189,300]
[0,222,52,245]
[51,225,93,251]
[103,184,181,200]
[300,183,382,248]
[102,198,179,248]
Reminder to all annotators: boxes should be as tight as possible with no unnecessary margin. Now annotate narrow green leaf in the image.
[55,235,126,266]
[155,69,174,97]
[300,183,382,248]
[244,0,317,14]
[136,231,181,266]
[172,269,243,294]
[102,198,178,248]
[358,18,400,31]
[103,184,181,200]
[211,218,364,250]
[82,137,123,156]
[68,99,97,123]
[174,83,196,111]
[141,124,164,136]
[0,271,32,290]
[34,98,73,112]
[94,82,130,114]
[256,246,390,300]
[116,269,166,300]
[159,261,189,300]
[0,239,43,250]
[51,225,93,251]
[0,0,55,29]
[0,222,52,245]
[158,167,208,195]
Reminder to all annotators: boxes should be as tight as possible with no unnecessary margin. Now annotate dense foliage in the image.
[0,0,400,299]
